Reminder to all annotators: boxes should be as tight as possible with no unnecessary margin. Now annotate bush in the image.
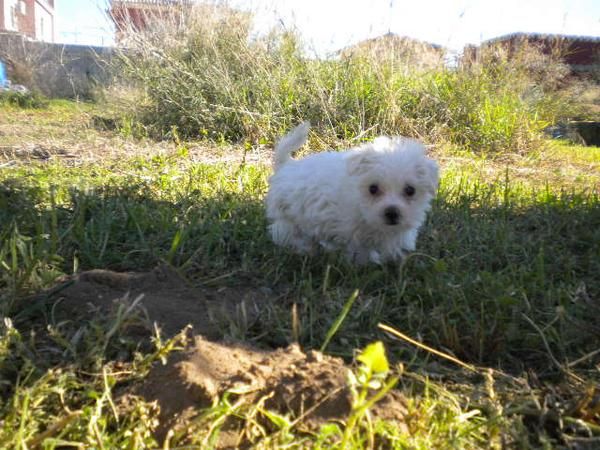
[114,3,577,153]
[0,90,48,109]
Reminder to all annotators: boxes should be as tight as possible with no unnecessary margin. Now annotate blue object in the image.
[0,59,6,88]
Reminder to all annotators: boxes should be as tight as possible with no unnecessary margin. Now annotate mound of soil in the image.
[49,267,407,446]
[134,336,407,445]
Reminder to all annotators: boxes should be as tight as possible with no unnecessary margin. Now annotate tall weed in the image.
[114,3,576,153]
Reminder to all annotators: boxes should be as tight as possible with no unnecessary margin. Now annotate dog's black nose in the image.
[384,207,400,225]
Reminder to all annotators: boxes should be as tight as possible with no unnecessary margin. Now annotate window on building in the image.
[9,5,17,30]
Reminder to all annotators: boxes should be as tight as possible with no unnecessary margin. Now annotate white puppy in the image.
[265,122,439,264]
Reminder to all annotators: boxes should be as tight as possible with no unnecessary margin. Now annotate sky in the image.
[56,0,600,54]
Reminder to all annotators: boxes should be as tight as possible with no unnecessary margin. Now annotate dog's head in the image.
[345,136,439,230]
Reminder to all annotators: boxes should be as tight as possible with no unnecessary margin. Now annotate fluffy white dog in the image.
[265,122,439,264]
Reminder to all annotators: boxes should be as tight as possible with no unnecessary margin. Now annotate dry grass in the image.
[436,141,600,191]
[110,3,582,154]
[0,100,270,167]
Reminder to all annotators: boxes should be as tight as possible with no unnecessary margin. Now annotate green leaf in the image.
[319,423,342,436]
[260,408,292,430]
[357,341,389,374]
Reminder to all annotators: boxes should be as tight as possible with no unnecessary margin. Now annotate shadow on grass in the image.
[1,174,599,377]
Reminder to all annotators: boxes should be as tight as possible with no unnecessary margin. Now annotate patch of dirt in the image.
[49,267,408,446]
[0,132,271,167]
[132,336,407,445]
[0,107,271,167]
[0,143,79,162]
[53,265,276,338]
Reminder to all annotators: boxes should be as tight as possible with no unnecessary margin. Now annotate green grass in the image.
[1,101,599,447]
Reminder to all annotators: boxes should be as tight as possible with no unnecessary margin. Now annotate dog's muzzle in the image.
[383,206,401,225]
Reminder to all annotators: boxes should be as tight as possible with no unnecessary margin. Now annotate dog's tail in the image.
[273,121,310,170]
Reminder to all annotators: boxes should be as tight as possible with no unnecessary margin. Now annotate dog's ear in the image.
[417,157,439,195]
[346,149,379,176]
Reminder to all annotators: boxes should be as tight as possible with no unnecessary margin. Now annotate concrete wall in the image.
[0,32,114,98]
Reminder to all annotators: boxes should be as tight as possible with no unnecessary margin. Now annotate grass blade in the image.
[320,289,359,353]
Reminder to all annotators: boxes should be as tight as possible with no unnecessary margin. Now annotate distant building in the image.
[0,0,54,42]
[109,0,192,43]
[463,33,600,76]
[339,33,446,69]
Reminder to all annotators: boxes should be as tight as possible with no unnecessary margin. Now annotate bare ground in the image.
[0,105,270,167]
[54,266,276,338]
[49,267,407,446]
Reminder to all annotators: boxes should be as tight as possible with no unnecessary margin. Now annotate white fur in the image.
[265,122,439,264]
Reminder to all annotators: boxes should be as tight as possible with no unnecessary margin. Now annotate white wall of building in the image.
[3,0,20,31]
[35,1,54,42]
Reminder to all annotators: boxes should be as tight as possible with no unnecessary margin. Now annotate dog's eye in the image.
[369,184,379,195]
[404,185,416,197]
